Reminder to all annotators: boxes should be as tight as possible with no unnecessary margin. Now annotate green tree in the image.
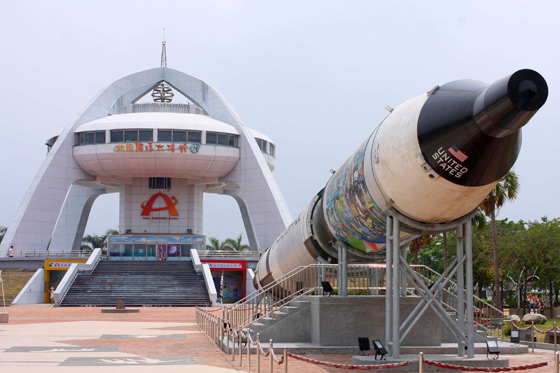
[206,237,228,251]
[479,170,519,310]
[223,233,251,251]
[81,229,119,253]
[0,225,6,243]
[521,217,560,317]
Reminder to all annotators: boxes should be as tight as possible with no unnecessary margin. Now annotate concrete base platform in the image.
[220,341,528,356]
[353,354,508,372]
[100,308,140,313]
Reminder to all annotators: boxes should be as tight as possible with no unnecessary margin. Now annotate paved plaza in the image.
[0,305,556,372]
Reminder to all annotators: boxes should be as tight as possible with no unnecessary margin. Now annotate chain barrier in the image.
[287,352,410,370]
[196,307,557,373]
[424,359,548,372]
[508,321,559,334]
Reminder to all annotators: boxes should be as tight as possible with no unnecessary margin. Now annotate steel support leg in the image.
[336,242,348,296]
[385,215,393,354]
[457,224,465,357]
[392,215,401,359]
[400,246,408,297]
[465,220,475,358]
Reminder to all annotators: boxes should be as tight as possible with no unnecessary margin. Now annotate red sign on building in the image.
[141,192,178,220]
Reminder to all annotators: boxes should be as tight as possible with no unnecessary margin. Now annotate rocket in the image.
[255,69,548,288]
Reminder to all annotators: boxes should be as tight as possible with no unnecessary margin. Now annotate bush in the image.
[504,321,527,336]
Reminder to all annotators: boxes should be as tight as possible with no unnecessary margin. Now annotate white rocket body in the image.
[256,70,548,288]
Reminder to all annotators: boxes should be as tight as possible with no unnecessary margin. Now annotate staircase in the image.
[60,261,211,307]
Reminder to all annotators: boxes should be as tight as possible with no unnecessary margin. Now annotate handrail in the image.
[56,248,102,306]
[223,263,387,331]
[198,250,260,259]
[412,264,503,316]
[411,264,504,330]
[191,249,217,306]
[197,261,504,351]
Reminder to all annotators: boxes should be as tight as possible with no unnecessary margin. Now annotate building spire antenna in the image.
[161,28,167,68]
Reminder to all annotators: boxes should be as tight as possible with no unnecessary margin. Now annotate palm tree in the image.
[206,237,227,251]
[223,234,251,251]
[81,228,119,254]
[479,170,519,310]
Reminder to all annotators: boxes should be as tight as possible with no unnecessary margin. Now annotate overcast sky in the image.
[0,1,558,244]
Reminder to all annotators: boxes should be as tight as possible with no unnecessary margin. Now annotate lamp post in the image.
[0,270,8,323]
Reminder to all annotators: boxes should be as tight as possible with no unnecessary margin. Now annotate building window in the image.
[149,177,171,189]
[110,130,124,143]
[270,143,276,157]
[75,131,107,145]
[256,138,267,153]
[124,130,138,142]
[188,131,202,143]
[139,130,153,142]
[173,130,187,142]
[157,129,199,143]
[206,132,239,147]
[206,132,217,145]
[96,131,106,144]
[158,130,172,142]
[109,129,153,143]
[218,133,228,146]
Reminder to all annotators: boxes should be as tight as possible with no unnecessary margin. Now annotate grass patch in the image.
[533,318,560,343]
[1,269,36,305]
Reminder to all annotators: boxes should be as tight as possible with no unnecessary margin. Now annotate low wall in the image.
[257,296,442,347]
[12,269,45,304]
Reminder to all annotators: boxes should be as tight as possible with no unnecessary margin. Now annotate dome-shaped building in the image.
[0,56,292,259]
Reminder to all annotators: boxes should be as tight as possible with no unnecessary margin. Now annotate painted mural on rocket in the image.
[324,138,386,252]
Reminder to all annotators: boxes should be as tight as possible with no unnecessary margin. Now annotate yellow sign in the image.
[44,259,87,271]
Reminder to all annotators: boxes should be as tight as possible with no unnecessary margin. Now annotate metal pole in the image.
[226,325,230,355]
[419,352,424,373]
[465,220,475,358]
[284,348,288,373]
[456,224,465,357]
[392,215,400,359]
[232,329,236,361]
[555,351,559,373]
[555,322,558,354]
[239,329,243,365]
[532,322,535,353]
[221,318,224,350]
[247,334,251,373]
[269,339,273,372]
[400,246,408,297]
[257,333,261,373]
[386,215,393,355]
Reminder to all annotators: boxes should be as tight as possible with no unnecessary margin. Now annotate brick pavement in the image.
[1,305,556,372]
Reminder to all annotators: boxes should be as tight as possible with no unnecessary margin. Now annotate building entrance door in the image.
[157,244,167,261]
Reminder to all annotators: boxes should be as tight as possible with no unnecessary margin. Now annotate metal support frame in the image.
[335,241,348,296]
[385,211,475,359]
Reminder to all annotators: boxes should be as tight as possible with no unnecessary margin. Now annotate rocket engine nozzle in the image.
[474,69,548,138]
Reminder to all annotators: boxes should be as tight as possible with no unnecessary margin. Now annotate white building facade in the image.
[0,67,292,257]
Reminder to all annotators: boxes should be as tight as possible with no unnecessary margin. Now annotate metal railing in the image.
[22,251,91,258]
[197,250,260,260]
[221,263,387,331]
[197,262,503,348]
[56,249,102,306]
[411,265,504,332]
[195,311,555,373]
